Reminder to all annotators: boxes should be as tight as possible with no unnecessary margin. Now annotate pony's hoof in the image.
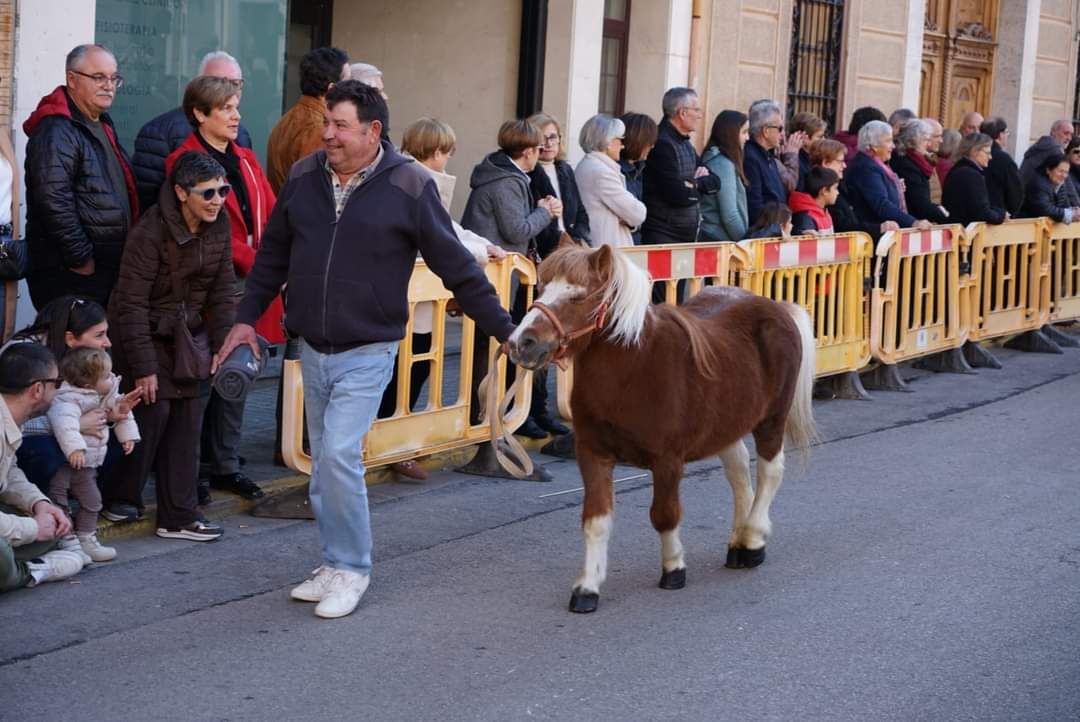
[568,588,599,613]
[658,567,686,589]
[725,546,766,569]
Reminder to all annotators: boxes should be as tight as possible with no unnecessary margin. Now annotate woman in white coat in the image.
[575,115,647,248]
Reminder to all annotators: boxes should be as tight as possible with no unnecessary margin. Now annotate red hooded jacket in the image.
[165,133,284,343]
[787,191,834,233]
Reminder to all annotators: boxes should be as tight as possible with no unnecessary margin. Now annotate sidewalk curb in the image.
[95,433,564,542]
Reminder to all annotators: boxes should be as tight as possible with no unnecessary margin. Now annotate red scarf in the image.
[906,149,935,178]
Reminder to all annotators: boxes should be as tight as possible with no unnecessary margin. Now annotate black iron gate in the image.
[787,0,846,131]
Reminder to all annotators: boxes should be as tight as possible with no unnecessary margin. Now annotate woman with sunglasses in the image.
[165,75,279,502]
[106,152,237,542]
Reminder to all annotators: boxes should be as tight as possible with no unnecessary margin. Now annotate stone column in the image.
[543,0,604,166]
[992,0,1042,154]
[623,0,694,119]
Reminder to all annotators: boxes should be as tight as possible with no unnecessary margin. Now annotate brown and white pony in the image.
[506,242,817,613]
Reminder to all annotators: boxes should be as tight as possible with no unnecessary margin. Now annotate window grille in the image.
[787,0,846,130]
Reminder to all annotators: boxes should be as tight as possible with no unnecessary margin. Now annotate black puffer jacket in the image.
[642,118,719,243]
[23,87,139,304]
[1020,173,1073,223]
[529,160,591,257]
[131,106,253,212]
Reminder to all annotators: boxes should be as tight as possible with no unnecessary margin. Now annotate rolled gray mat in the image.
[213,336,270,401]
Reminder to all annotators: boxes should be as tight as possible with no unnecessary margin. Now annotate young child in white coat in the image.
[47,347,140,561]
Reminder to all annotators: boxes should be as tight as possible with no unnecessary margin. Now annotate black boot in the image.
[533,413,569,435]
[515,417,548,439]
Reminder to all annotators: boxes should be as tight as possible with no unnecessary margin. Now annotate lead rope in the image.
[478,344,534,479]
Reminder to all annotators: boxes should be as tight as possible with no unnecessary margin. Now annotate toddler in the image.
[47,347,140,562]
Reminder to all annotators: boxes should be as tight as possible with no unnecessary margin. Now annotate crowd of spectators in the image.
[1,39,1076,609]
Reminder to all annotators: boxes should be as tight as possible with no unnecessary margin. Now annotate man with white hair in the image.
[131,51,253,210]
[1020,118,1076,185]
[744,99,788,226]
[350,62,386,99]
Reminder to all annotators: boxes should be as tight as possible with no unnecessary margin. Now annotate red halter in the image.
[526,300,608,370]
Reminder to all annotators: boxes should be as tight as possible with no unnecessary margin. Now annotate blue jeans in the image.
[301,339,397,575]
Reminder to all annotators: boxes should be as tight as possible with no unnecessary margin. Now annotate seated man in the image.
[1,342,87,593]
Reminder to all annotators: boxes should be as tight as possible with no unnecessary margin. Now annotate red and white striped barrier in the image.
[899,227,954,256]
[761,235,853,269]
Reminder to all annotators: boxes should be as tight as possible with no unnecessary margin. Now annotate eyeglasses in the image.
[542,133,560,144]
[70,70,124,88]
[220,78,245,89]
[765,124,784,132]
[29,377,63,390]
[192,184,232,201]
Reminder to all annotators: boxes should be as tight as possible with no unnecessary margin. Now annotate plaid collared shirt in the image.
[325,145,384,218]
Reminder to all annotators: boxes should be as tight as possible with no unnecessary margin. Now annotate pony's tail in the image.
[784,303,820,465]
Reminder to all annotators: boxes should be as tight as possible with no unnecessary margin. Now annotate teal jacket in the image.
[699,147,748,242]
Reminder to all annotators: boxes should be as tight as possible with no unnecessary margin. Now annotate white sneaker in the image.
[58,534,93,565]
[25,550,86,587]
[314,569,370,619]
[289,565,334,602]
[77,532,117,562]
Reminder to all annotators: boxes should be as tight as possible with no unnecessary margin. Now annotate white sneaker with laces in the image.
[58,534,92,565]
[290,565,334,602]
[25,550,86,586]
[314,569,370,619]
[77,532,117,562]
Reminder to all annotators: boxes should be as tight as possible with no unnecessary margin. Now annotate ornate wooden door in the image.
[920,0,999,128]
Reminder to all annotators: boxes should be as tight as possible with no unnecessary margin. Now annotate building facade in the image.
[1,0,1079,322]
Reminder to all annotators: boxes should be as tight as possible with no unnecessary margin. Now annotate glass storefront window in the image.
[95,0,287,165]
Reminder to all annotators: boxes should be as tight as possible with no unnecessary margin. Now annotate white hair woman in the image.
[575,114,647,248]
[889,119,948,224]
[843,120,931,230]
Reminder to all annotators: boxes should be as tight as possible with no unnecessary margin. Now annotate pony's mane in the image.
[599,250,651,346]
[540,246,719,379]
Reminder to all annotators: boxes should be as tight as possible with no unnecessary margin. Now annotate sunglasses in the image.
[30,377,63,390]
[192,184,232,201]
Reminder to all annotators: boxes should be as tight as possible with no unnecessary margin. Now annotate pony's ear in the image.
[557,232,576,249]
[589,243,614,276]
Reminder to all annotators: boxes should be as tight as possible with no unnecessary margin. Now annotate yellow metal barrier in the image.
[281,254,536,475]
[964,218,1050,342]
[555,242,750,421]
[739,232,874,377]
[870,225,969,364]
[1046,220,1080,323]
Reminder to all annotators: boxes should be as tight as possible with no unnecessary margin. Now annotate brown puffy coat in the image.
[108,184,237,399]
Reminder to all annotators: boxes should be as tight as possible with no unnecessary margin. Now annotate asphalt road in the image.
[2,339,1079,722]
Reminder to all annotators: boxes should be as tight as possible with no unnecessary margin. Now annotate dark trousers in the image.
[17,434,121,495]
[106,396,202,528]
[48,465,100,533]
[200,386,246,478]
[377,332,433,419]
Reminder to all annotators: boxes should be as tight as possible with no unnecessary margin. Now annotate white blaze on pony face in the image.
[508,278,587,366]
[574,513,612,593]
[513,278,587,336]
